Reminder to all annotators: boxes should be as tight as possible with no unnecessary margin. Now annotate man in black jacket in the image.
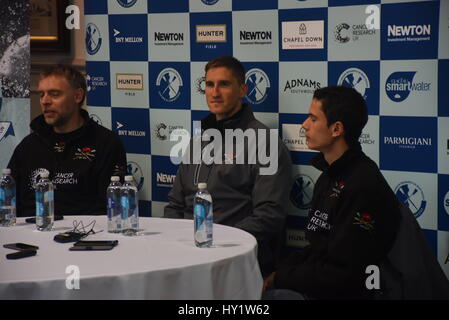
[164,56,292,277]
[8,65,126,216]
[263,86,400,299]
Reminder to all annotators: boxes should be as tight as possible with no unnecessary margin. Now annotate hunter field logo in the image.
[338,68,370,99]
[0,122,14,142]
[127,161,144,191]
[245,68,270,105]
[117,0,138,8]
[73,147,96,161]
[395,181,426,218]
[385,71,430,102]
[196,25,227,43]
[116,74,143,90]
[282,20,324,50]
[290,174,314,210]
[85,23,102,55]
[156,68,183,102]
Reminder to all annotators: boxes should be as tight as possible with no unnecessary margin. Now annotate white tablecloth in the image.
[0,216,263,300]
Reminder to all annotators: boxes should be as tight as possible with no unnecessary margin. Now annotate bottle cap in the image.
[198,182,207,189]
[2,168,11,175]
[124,175,133,182]
[111,176,120,182]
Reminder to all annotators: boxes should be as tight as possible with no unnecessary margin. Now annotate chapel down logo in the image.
[385,71,430,102]
[85,23,102,55]
[338,68,370,99]
[156,68,183,102]
[245,68,270,105]
[395,181,426,218]
[290,174,314,210]
[282,20,324,50]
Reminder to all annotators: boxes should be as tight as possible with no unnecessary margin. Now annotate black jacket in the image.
[274,145,400,299]
[8,109,127,217]
[164,104,293,275]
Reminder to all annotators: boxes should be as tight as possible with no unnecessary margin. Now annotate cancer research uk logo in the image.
[338,68,370,99]
[156,68,183,103]
[334,22,376,44]
[245,69,270,105]
[395,181,426,218]
[85,23,102,55]
[385,72,430,102]
[290,174,314,210]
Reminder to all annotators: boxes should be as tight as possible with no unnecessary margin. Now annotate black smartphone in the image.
[74,240,118,247]
[3,243,39,251]
[6,250,37,260]
[69,245,115,251]
[25,216,63,223]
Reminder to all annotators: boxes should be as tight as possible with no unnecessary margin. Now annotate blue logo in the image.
[338,68,370,99]
[109,14,148,61]
[85,23,102,55]
[290,174,314,210]
[385,72,416,102]
[201,0,219,4]
[85,61,110,107]
[245,69,270,105]
[117,0,138,8]
[111,108,150,155]
[156,68,183,103]
[395,181,426,218]
[127,161,144,191]
[0,122,15,142]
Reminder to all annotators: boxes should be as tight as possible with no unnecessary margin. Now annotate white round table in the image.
[0,216,263,300]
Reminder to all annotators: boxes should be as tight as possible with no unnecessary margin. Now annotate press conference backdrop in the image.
[83,0,449,277]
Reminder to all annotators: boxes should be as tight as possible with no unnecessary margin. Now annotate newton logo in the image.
[385,72,431,102]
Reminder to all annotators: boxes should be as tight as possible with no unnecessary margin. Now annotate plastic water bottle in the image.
[194,182,213,248]
[35,172,54,231]
[107,176,122,233]
[121,175,139,236]
[0,169,16,227]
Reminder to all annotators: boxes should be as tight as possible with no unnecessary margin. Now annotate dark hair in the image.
[40,64,86,107]
[205,56,245,84]
[313,85,368,147]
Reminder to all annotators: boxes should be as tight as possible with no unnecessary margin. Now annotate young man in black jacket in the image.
[164,56,292,277]
[263,85,400,299]
[8,65,127,216]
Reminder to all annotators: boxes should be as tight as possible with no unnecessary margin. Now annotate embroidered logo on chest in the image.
[73,147,96,161]
[353,212,375,231]
[329,181,345,198]
[54,141,66,153]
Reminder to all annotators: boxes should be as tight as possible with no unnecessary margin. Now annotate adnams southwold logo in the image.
[245,68,270,105]
[338,68,370,99]
[283,78,321,95]
[117,0,138,8]
[290,174,314,210]
[196,25,227,43]
[85,23,102,55]
[334,22,376,43]
[156,68,183,102]
[395,181,426,218]
[385,71,431,102]
[127,161,144,191]
[282,20,324,50]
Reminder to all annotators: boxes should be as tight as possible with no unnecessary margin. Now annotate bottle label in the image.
[194,204,205,230]
[36,201,44,216]
[0,188,4,206]
[44,190,54,203]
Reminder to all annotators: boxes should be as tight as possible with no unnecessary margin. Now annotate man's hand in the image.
[263,272,276,291]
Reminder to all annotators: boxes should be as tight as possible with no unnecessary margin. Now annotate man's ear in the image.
[240,83,248,98]
[74,88,84,105]
[331,121,345,138]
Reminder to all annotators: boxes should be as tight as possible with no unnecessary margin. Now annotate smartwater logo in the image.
[387,24,431,43]
[395,181,426,218]
[444,190,449,216]
[385,72,430,102]
[85,23,102,55]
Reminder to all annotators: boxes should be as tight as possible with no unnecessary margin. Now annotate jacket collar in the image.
[311,143,364,176]
[201,103,255,132]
